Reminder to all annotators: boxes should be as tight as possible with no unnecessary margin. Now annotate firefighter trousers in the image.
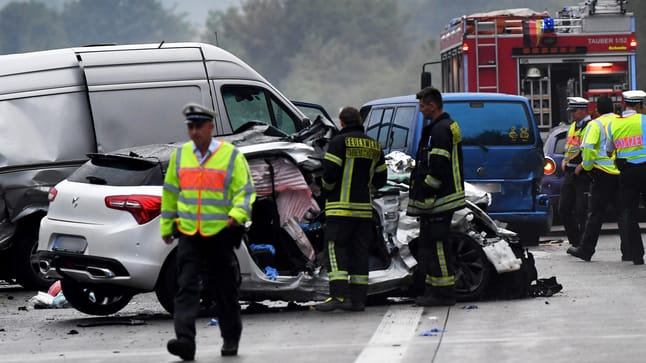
[558,170,589,246]
[174,229,242,345]
[418,213,455,297]
[619,163,646,262]
[579,170,630,257]
[325,219,373,303]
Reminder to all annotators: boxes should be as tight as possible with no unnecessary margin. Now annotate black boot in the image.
[566,246,593,261]
[415,286,456,307]
[345,285,367,311]
[167,338,195,361]
[221,337,239,357]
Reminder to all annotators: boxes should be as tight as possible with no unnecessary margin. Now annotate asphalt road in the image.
[1,229,645,363]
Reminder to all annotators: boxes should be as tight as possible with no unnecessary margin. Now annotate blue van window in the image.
[366,107,394,148]
[444,101,535,145]
[391,106,415,149]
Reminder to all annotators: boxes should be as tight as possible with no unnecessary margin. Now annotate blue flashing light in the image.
[542,17,555,32]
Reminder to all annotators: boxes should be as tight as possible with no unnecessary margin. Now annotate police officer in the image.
[559,97,591,247]
[407,87,465,306]
[605,90,646,265]
[161,103,256,359]
[566,95,629,262]
[315,106,387,312]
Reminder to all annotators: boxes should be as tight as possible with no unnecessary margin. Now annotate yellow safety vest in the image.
[581,113,619,175]
[563,119,588,168]
[608,113,646,165]
[160,141,256,237]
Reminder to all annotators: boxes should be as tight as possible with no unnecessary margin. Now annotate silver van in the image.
[0,42,312,289]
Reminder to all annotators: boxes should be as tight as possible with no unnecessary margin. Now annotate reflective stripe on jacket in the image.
[322,125,387,219]
[160,141,256,237]
[608,113,646,164]
[581,113,619,175]
[407,112,465,216]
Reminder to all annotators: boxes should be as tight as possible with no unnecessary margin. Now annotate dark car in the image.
[541,124,569,227]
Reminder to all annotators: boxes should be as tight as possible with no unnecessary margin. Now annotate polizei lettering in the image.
[614,135,644,149]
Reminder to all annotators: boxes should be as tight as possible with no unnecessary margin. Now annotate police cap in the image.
[566,96,589,111]
[622,90,646,104]
[182,103,217,124]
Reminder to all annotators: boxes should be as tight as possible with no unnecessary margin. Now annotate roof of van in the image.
[361,92,530,107]
[0,42,259,78]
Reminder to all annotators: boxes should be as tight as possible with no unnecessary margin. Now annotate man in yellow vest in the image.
[161,103,256,359]
[559,97,591,248]
[567,95,629,262]
[605,90,646,265]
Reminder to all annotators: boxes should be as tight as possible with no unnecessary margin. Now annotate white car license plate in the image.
[52,235,87,253]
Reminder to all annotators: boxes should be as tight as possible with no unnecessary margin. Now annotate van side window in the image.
[444,101,535,145]
[222,85,298,134]
[366,107,394,149]
[390,106,415,149]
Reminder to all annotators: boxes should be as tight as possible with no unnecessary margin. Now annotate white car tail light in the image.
[48,187,58,202]
[105,195,162,224]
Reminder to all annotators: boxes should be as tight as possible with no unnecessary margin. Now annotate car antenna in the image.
[158,40,165,49]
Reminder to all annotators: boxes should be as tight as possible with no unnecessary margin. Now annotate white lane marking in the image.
[354,305,423,363]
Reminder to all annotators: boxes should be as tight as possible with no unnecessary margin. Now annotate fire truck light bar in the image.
[512,46,587,56]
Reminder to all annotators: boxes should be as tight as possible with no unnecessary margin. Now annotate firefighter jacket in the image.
[407,112,465,216]
[581,113,619,175]
[160,140,256,237]
[322,124,387,220]
[607,112,646,165]
[564,116,591,168]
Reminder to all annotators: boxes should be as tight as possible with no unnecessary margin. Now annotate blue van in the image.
[360,93,550,245]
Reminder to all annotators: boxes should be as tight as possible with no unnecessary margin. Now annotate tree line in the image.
[0,0,574,116]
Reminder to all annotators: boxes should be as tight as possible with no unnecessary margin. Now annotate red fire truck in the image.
[437,0,637,130]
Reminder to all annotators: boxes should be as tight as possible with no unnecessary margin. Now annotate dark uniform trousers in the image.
[558,170,589,246]
[418,213,455,296]
[619,163,646,262]
[579,169,630,257]
[325,219,373,303]
[174,228,242,344]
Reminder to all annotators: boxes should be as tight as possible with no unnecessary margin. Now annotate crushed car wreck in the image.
[37,116,531,316]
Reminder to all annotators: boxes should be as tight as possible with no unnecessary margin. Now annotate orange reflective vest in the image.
[160,141,256,237]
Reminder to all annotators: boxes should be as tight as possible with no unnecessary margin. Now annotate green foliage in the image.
[0,0,194,54]
[204,0,410,85]
[62,0,194,46]
[0,1,68,54]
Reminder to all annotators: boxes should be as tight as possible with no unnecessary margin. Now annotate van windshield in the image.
[444,101,535,145]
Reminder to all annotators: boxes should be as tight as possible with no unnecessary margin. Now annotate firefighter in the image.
[566,95,629,262]
[604,90,646,265]
[407,87,465,306]
[160,103,256,359]
[315,106,387,312]
[559,97,591,248]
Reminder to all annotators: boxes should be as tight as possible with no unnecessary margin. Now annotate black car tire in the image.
[11,214,52,291]
[452,231,492,302]
[61,279,133,316]
[155,251,178,315]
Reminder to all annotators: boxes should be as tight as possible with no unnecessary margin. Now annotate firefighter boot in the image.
[315,297,351,312]
[415,286,456,307]
[344,285,367,312]
[167,337,195,361]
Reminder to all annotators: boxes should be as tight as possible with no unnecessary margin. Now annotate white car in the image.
[38,118,512,316]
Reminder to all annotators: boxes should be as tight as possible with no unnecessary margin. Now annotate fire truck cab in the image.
[438,0,637,131]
